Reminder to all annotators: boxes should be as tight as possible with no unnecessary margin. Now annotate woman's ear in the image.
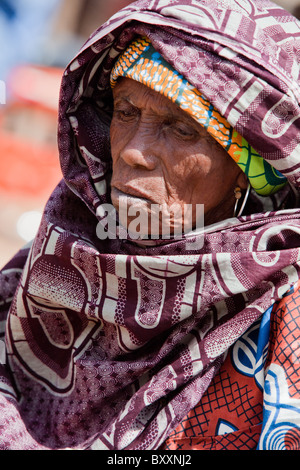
[236,170,248,190]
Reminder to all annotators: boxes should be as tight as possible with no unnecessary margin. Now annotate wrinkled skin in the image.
[110,78,247,237]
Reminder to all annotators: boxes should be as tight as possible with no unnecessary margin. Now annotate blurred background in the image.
[0,0,299,267]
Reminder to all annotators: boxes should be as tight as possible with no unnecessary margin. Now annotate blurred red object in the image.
[0,65,63,200]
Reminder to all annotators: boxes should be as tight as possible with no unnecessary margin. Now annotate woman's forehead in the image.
[112,77,197,123]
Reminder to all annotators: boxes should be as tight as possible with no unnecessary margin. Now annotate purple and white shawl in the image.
[1,0,300,450]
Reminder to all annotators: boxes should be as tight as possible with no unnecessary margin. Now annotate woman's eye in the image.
[113,106,138,122]
[171,123,196,139]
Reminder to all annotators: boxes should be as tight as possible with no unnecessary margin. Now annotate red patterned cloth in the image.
[163,283,300,450]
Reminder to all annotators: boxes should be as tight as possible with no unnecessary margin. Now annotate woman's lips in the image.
[111,187,152,206]
[110,187,152,237]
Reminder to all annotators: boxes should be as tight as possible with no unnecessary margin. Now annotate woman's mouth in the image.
[111,187,152,208]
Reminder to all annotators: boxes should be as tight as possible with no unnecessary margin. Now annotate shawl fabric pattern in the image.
[1,0,300,450]
[163,282,300,450]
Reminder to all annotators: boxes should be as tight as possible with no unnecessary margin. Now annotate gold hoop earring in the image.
[233,183,250,217]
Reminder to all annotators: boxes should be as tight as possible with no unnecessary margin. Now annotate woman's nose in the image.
[120,125,158,170]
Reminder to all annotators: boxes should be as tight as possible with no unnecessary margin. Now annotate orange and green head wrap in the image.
[111,36,287,197]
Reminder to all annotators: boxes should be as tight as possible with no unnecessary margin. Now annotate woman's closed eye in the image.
[113,109,138,122]
[113,103,139,122]
[164,119,198,141]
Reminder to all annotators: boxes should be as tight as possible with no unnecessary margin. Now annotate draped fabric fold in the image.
[1,0,300,450]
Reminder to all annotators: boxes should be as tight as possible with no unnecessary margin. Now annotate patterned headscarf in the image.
[111,36,287,196]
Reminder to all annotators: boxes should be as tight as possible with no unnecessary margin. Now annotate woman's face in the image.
[110,78,247,236]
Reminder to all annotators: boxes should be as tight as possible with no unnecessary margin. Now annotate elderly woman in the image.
[0,0,300,451]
